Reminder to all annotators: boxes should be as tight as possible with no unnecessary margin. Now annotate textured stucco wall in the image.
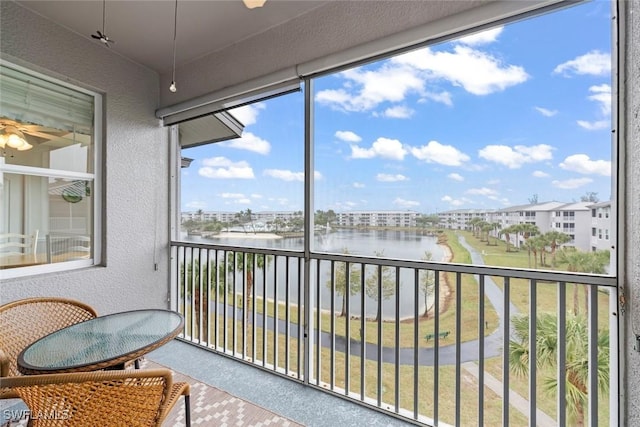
[0,1,168,314]
[625,0,640,424]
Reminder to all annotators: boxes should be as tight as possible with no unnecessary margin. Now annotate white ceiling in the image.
[16,0,328,74]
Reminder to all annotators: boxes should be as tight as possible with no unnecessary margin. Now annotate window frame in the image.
[0,60,102,279]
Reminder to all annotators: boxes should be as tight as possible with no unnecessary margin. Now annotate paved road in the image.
[208,233,517,366]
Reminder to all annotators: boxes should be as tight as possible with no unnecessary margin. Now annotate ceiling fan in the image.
[0,119,73,152]
[91,0,115,47]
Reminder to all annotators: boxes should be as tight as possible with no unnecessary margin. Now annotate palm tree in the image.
[365,250,397,321]
[557,248,588,315]
[491,222,502,245]
[226,251,270,322]
[500,225,519,252]
[245,208,255,233]
[468,217,482,238]
[180,258,226,342]
[327,248,361,317]
[419,251,436,317]
[524,235,546,268]
[509,313,609,427]
[543,231,572,267]
[557,248,609,315]
[518,223,540,267]
[481,222,494,245]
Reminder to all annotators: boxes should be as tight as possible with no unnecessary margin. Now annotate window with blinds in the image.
[0,61,100,276]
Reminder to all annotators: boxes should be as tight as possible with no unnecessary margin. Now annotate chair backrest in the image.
[0,369,173,426]
[46,233,91,262]
[0,230,39,257]
[0,297,97,377]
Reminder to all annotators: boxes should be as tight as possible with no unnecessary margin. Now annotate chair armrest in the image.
[0,348,9,377]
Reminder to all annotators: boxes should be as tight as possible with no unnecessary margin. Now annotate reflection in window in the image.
[0,63,97,271]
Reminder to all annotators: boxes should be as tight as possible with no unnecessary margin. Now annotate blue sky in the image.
[182,0,613,214]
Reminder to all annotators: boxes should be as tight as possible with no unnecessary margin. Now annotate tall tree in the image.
[509,313,609,427]
[365,250,397,321]
[468,217,483,238]
[180,258,226,342]
[528,193,539,204]
[557,248,609,315]
[481,222,494,245]
[327,248,361,317]
[419,251,436,317]
[518,223,540,267]
[227,251,270,322]
[524,235,546,268]
[500,225,518,252]
[580,192,599,203]
[543,231,572,267]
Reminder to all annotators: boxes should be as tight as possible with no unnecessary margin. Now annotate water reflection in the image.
[181,229,446,319]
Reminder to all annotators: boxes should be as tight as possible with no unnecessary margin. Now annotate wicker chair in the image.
[0,297,98,392]
[0,368,191,426]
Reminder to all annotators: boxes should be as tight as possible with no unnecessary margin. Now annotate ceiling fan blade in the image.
[91,34,101,39]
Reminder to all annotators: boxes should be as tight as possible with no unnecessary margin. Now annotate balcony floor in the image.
[148,340,415,426]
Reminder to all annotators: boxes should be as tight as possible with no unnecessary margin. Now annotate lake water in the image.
[181,229,445,319]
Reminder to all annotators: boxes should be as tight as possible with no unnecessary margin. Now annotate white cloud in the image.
[394,45,529,95]
[534,106,558,117]
[447,173,464,181]
[381,105,414,119]
[263,169,323,181]
[577,120,609,130]
[410,140,470,166]
[220,192,246,199]
[532,170,550,178]
[353,182,365,188]
[393,198,420,208]
[351,137,407,160]
[577,85,611,131]
[553,50,611,77]
[587,84,611,116]
[376,173,408,182]
[228,102,265,126]
[199,157,254,179]
[478,144,554,169]
[316,41,527,113]
[559,154,611,176]
[457,26,504,46]
[441,195,466,207]
[552,177,593,189]
[466,187,499,196]
[421,91,453,106]
[220,132,270,155]
[335,130,362,143]
[315,65,424,112]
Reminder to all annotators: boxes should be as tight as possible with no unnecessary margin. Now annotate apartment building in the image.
[590,201,613,252]
[440,201,612,252]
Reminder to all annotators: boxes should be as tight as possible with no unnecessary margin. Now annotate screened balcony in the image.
[170,239,617,426]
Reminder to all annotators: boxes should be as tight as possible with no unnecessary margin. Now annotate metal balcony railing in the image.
[170,241,618,427]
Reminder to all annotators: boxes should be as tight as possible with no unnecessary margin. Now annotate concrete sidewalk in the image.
[462,361,556,427]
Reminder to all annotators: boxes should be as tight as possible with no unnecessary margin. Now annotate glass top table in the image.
[17,309,184,375]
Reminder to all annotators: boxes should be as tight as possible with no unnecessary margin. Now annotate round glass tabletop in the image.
[18,309,184,373]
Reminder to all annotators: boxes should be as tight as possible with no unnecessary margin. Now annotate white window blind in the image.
[0,64,94,133]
